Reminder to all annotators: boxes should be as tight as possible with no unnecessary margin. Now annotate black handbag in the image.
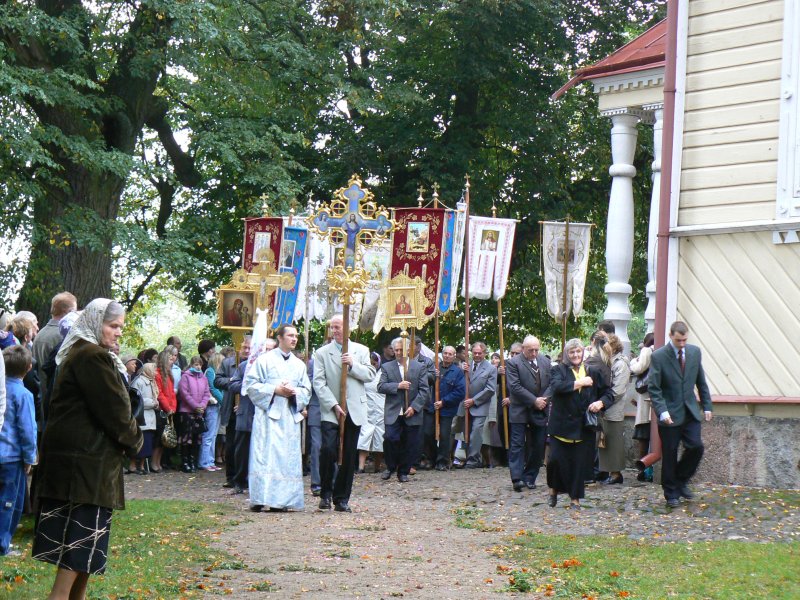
[635,369,649,394]
[128,384,146,426]
[584,408,599,431]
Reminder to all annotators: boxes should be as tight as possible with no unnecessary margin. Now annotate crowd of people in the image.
[0,292,713,598]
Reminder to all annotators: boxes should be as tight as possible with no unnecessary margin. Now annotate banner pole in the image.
[561,217,570,352]
[463,176,472,447]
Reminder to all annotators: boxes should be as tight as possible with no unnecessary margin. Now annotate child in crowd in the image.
[177,355,210,473]
[0,345,37,556]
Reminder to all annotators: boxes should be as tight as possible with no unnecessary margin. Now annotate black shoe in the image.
[380,470,393,481]
[464,463,482,469]
[222,481,234,488]
[311,486,321,497]
[512,481,524,492]
[268,507,288,512]
[548,493,558,508]
[181,463,192,474]
[334,502,352,513]
[318,497,332,510]
[249,504,263,512]
[666,498,680,508]
[603,475,624,485]
[356,468,365,474]
[435,464,448,472]
[397,474,409,483]
[678,485,695,500]
[637,470,646,482]
[525,481,537,490]
[232,486,245,495]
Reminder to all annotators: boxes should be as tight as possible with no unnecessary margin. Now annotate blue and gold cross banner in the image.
[437,209,458,313]
[270,225,308,328]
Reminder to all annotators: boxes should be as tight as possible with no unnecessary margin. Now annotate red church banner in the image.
[242,217,283,272]
[390,208,446,317]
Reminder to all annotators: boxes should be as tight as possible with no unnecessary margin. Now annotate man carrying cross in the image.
[312,315,375,513]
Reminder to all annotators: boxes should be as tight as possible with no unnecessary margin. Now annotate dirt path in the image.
[126,466,799,598]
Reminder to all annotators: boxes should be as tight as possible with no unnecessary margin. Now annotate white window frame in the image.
[777,0,800,220]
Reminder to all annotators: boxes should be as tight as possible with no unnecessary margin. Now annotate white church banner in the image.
[461,215,516,300]
[542,221,592,320]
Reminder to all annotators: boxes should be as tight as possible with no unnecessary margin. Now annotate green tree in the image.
[2,0,665,348]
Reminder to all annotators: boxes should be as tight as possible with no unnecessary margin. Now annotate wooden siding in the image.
[677,232,800,396]
[679,0,784,225]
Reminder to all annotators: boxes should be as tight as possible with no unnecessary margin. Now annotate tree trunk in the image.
[17,168,125,321]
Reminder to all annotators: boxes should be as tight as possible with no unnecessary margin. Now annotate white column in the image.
[602,110,644,353]
[643,104,663,334]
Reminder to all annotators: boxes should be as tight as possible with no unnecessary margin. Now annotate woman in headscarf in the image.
[129,363,160,474]
[546,338,613,509]
[32,298,142,599]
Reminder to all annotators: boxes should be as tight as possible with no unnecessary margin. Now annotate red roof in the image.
[552,19,667,100]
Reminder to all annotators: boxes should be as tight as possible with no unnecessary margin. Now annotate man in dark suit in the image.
[505,335,551,491]
[378,337,430,482]
[461,342,497,469]
[648,321,713,508]
[214,338,249,489]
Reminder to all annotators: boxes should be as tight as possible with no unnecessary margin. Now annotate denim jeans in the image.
[0,461,26,555]
[198,404,220,469]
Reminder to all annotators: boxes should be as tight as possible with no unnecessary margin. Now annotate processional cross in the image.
[307,175,394,463]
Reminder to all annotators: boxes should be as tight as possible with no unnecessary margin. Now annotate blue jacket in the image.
[433,362,466,418]
[0,377,38,465]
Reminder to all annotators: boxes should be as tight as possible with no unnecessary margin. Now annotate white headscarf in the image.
[56,298,128,375]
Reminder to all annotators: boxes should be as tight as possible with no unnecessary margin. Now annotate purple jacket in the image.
[178,369,210,414]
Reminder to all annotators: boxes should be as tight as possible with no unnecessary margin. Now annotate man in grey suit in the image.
[505,335,551,491]
[378,337,430,482]
[305,357,322,496]
[312,314,375,512]
[461,342,497,468]
[648,321,713,508]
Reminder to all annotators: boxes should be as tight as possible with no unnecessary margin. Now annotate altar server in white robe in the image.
[243,324,311,512]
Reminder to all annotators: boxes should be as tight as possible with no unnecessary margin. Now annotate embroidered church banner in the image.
[542,221,592,320]
[391,208,446,318]
[461,215,516,300]
[243,217,283,272]
[437,205,467,313]
[270,225,308,328]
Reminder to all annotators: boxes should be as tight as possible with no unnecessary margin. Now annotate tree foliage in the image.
[1,0,665,348]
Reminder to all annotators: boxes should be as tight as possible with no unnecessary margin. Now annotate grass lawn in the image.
[496,532,800,599]
[1,499,241,599]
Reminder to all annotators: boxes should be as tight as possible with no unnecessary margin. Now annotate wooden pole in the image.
[463,176,472,446]
[432,186,441,442]
[561,217,571,352]
[404,330,413,411]
[434,315,441,442]
[338,310,350,466]
[497,300,510,450]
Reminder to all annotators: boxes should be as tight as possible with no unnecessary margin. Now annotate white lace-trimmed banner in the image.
[542,221,592,320]
[461,215,516,300]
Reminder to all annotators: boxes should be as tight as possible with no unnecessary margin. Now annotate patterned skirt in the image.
[32,499,113,575]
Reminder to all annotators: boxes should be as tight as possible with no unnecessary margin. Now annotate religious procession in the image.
[2,0,799,598]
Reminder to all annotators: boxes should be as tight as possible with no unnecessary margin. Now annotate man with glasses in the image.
[505,335,551,491]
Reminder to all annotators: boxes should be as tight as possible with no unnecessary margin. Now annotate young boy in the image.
[0,345,37,556]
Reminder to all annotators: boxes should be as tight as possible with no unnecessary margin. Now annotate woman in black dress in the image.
[546,338,612,509]
[32,298,142,599]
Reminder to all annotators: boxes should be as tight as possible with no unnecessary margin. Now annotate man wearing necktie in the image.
[648,321,713,508]
[504,335,551,491]
[460,342,497,468]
